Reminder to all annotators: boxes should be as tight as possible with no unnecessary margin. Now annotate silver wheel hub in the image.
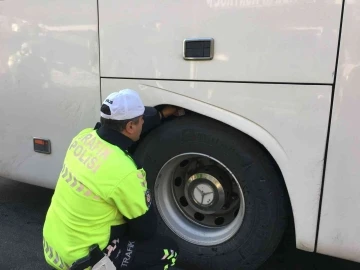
[185,173,225,214]
[155,153,245,246]
[192,182,215,206]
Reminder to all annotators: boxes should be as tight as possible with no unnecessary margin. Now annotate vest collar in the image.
[95,124,134,152]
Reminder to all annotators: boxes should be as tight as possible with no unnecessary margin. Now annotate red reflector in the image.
[34,139,45,145]
[33,138,51,154]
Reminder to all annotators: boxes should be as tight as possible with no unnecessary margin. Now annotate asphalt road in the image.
[0,177,359,270]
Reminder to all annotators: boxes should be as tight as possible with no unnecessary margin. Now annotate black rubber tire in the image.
[134,115,289,270]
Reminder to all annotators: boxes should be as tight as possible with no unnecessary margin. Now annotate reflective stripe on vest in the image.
[43,238,69,269]
[60,163,101,200]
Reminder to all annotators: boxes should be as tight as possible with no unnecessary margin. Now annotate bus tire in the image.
[134,114,289,270]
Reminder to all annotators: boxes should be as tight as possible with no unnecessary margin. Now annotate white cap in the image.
[100,89,156,120]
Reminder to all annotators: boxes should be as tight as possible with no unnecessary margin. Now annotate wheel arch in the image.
[137,92,297,239]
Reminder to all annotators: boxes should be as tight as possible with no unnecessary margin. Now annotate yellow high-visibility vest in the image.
[42,128,148,269]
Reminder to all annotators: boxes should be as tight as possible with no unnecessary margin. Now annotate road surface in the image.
[0,177,359,270]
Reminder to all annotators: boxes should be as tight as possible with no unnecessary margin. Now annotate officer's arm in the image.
[141,110,161,134]
[142,106,180,134]
[107,171,157,241]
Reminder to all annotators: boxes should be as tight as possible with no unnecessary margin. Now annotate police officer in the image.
[43,89,180,270]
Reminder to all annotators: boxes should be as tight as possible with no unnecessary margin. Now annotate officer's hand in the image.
[160,106,184,119]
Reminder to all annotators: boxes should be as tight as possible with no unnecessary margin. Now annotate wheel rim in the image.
[155,153,245,246]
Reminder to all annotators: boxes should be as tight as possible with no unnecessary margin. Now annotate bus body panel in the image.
[0,0,100,188]
[317,0,360,263]
[99,0,342,83]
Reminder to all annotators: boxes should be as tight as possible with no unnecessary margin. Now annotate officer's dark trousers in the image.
[104,234,179,270]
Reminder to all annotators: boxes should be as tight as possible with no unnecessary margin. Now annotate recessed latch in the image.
[183,38,214,60]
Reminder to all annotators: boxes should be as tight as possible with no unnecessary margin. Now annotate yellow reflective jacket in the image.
[42,126,153,269]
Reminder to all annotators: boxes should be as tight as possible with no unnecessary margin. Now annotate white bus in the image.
[0,1,359,269]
